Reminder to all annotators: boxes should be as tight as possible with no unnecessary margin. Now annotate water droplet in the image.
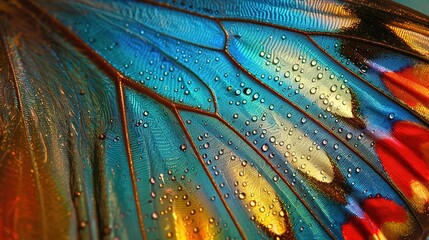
[252,93,259,100]
[346,133,353,140]
[74,191,81,198]
[238,193,246,200]
[273,175,279,182]
[273,58,279,65]
[79,221,87,229]
[179,144,187,151]
[243,88,252,95]
[261,144,269,152]
[292,64,299,71]
[99,133,106,140]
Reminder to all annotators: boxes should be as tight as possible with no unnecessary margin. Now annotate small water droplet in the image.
[273,58,279,65]
[238,193,246,200]
[346,133,353,140]
[74,191,81,198]
[284,71,290,78]
[243,88,252,95]
[99,133,106,140]
[261,144,269,152]
[292,64,299,71]
[273,175,279,182]
[252,93,259,100]
[179,144,187,151]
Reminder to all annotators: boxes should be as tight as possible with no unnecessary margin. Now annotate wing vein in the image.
[0,27,48,240]
[172,107,247,239]
[116,81,147,239]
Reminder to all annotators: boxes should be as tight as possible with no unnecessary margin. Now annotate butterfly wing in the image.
[1,0,428,239]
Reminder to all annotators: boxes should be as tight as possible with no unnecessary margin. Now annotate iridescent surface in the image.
[0,0,428,239]
[393,0,429,15]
